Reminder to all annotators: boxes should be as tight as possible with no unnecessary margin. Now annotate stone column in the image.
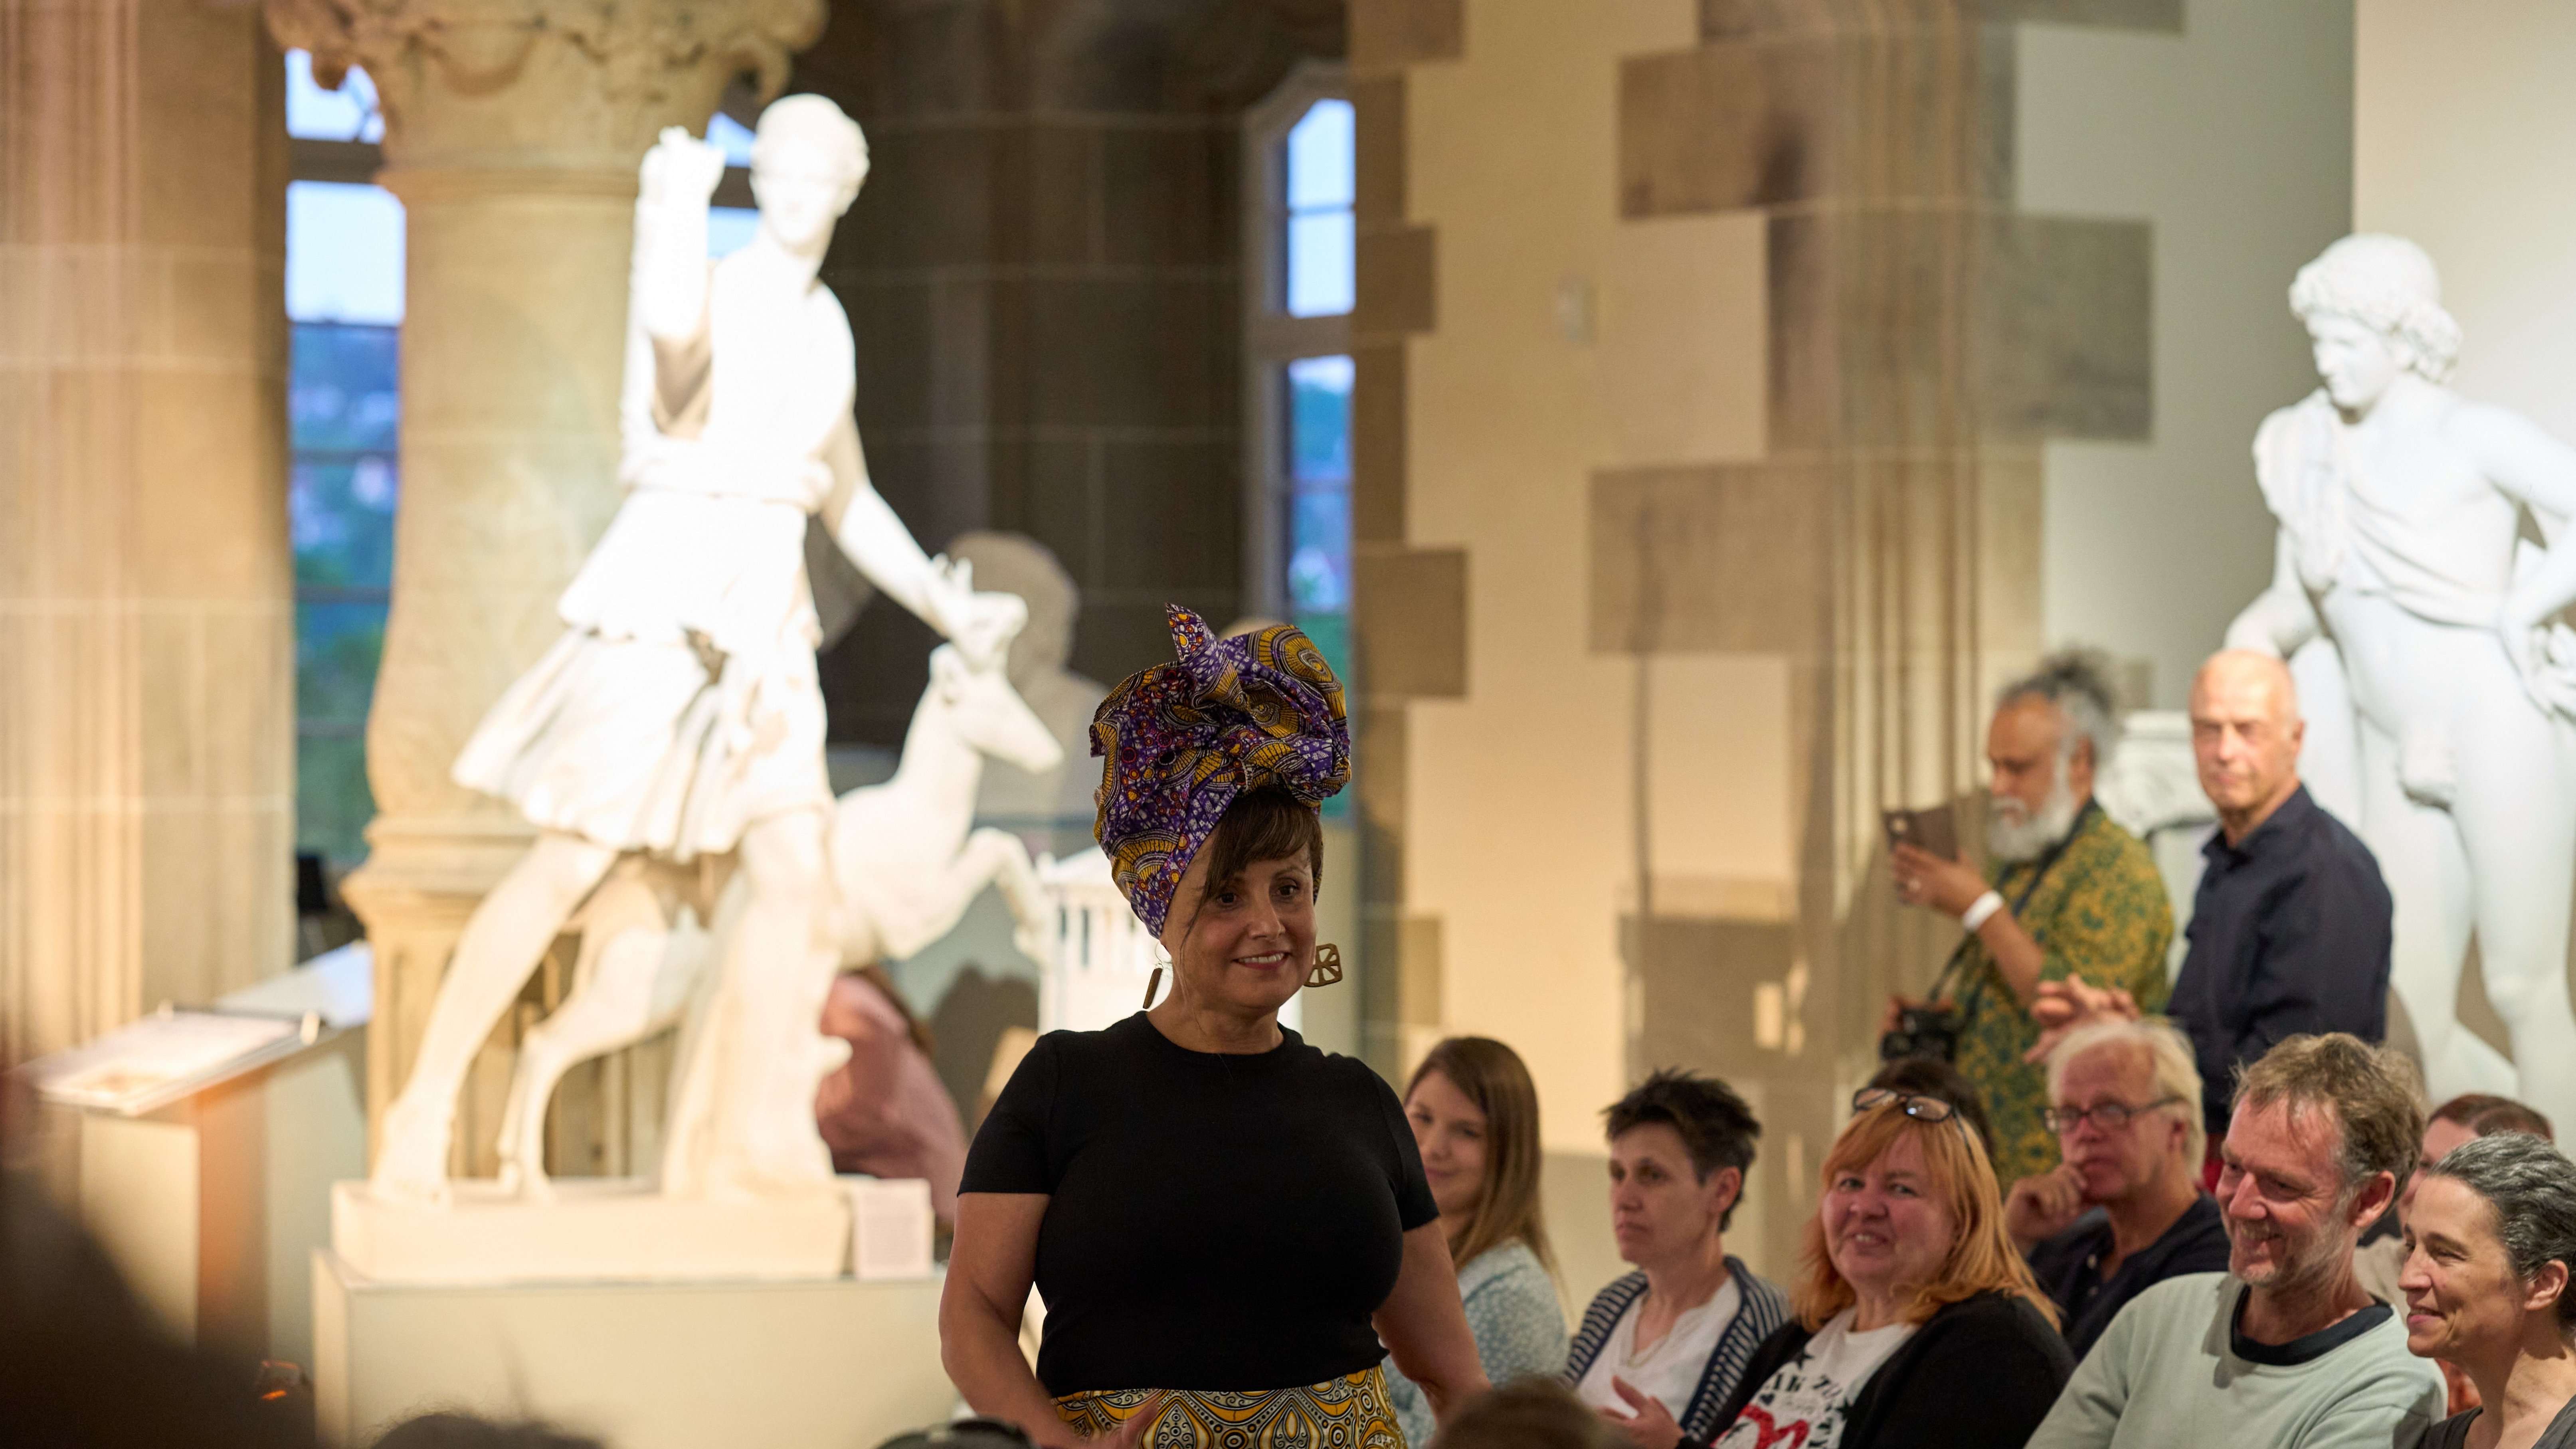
[0,0,294,1061]
[264,0,821,1168]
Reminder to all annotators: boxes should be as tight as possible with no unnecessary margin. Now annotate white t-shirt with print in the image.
[1576,1277,1744,1423]
[1711,1308,1915,1449]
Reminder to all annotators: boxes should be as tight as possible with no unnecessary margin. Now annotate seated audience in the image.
[2007,1020,2229,1358]
[1709,1087,2073,1449]
[1865,1056,1996,1163]
[2400,1132,2576,1449]
[2028,1034,2443,1449]
[1433,1380,1624,1449]
[1886,652,2173,1186]
[1386,1037,1570,1447]
[1565,1071,1789,1449]
[2356,1091,2556,1309]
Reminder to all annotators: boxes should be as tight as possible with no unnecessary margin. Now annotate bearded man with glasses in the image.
[2000,1021,2230,1358]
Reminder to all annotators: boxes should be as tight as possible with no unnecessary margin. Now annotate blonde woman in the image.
[1387,1038,1570,1445]
[1708,1089,2073,1449]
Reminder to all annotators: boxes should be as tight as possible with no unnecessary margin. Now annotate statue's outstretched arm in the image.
[2225,531,2321,657]
[821,416,1024,667]
[633,128,722,348]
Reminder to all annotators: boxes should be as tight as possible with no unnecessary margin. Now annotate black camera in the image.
[1879,1004,1961,1062]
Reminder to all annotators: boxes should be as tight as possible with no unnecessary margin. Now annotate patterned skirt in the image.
[1053,1365,1407,1449]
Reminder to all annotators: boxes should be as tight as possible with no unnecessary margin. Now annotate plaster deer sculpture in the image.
[493,638,1066,1198]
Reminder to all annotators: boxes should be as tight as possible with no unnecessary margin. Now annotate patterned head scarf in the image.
[1092,606,1351,935]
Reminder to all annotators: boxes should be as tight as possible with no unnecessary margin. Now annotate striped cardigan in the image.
[1561,1259,1790,1444]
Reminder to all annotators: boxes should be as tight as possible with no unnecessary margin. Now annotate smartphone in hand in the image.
[1881,804,1959,861]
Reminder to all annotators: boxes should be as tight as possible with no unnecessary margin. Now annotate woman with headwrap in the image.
[939,608,1488,1448]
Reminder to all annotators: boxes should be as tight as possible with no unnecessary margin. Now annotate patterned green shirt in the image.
[1949,801,2173,1187]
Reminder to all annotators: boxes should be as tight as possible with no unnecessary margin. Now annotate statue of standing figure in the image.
[2227,233,2576,1128]
[368,95,1025,1208]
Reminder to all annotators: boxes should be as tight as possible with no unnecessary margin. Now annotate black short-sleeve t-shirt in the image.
[960,1012,1439,1396]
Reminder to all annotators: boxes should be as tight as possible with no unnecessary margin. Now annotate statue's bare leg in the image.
[696,807,845,1198]
[2450,676,2576,1130]
[2355,721,2495,1100]
[372,831,619,1207]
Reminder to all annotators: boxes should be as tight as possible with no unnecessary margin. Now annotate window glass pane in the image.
[1285,99,1356,212]
[709,206,760,258]
[290,319,398,868]
[1286,210,1355,318]
[296,601,385,868]
[285,49,383,143]
[708,112,758,168]
[1284,353,1354,711]
[1286,354,1353,483]
[288,182,405,324]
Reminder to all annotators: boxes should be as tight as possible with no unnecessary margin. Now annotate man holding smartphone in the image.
[1884,652,2175,1186]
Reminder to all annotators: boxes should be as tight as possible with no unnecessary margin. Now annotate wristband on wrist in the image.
[1960,890,2006,933]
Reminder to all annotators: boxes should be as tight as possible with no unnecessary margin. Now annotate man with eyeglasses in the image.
[2002,1021,2229,1358]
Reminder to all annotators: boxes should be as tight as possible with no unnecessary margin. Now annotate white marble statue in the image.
[951,531,1109,848]
[491,635,1062,1199]
[370,95,1024,1208]
[2226,233,2576,1125]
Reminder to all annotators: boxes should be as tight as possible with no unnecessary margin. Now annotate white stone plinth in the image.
[312,1249,952,1449]
[331,1178,850,1285]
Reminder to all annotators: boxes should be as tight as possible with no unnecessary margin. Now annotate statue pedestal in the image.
[331,1178,852,1285]
[311,1249,952,1448]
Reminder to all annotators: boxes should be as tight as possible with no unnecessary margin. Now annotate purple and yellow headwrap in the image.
[1091,606,1351,935]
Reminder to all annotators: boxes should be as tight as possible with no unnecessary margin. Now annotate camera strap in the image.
[1930,797,2099,1008]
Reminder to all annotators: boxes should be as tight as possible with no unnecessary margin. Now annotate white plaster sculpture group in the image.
[371,97,1056,1213]
[2230,234,2576,1132]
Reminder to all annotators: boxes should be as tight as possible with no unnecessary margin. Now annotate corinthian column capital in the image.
[263,0,824,174]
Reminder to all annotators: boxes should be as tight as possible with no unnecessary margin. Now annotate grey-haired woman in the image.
[2403,1132,2576,1448]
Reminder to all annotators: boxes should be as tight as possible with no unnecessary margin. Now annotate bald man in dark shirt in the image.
[2168,652,2394,1150]
[2030,652,2394,1167]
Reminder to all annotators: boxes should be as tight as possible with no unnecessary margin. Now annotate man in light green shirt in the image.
[2028,1035,2444,1449]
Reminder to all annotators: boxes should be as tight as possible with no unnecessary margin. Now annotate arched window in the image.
[1244,66,1354,705]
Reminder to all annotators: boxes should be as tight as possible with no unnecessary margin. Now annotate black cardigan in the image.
[1694,1291,2073,1449]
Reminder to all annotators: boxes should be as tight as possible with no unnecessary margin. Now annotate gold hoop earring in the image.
[1306,943,1343,989]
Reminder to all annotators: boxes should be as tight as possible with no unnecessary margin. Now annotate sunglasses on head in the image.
[1851,1087,1976,1146]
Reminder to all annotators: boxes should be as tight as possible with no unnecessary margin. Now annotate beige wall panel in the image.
[1599,213,1768,465]
[1644,655,1796,890]
[2017,3,2352,706]
[2356,1,2576,442]
[1397,0,1730,1147]
[1589,465,1827,656]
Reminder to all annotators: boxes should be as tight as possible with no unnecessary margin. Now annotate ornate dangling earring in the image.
[1306,943,1343,988]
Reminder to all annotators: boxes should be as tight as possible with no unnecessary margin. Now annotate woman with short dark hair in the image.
[2403,1132,2576,1448]
[1565,1070,1790,1449]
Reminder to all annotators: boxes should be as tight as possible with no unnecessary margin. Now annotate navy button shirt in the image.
[2028,1194,2232,1360]
[2170,784,2394,1137]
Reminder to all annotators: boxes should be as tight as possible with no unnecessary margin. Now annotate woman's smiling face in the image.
[1158,845,1316,1019]
[1823,1129,1955,1305]
[2399,1174,2534,1364]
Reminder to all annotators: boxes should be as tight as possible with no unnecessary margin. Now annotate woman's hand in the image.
[1601,1379,1684,1449]
[1093,1392,1168,1449]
